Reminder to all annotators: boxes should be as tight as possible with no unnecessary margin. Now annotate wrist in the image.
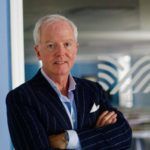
[64,131,69,148]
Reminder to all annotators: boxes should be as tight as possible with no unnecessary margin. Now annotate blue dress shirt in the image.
[41,69,81,149]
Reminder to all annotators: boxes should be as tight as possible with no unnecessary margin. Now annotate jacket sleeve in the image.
[76,110,132,150]
[6,90,51,150]
[76,83,132,150]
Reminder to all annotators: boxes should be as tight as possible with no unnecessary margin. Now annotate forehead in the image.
[40,20,74,36]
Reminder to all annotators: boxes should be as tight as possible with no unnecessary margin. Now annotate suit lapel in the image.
[31,70,72,129]
[74,79,92,129]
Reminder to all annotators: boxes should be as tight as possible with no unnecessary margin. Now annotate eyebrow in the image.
[45,39,75,44]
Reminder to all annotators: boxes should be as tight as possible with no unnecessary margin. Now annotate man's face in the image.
[34,20,78,77]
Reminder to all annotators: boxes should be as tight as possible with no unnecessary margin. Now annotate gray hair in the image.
[33,14,78,44]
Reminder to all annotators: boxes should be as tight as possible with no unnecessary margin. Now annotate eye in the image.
[64,42,72,48]
[47,43,55,49]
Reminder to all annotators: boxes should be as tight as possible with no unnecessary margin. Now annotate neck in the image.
[52,76,69,96]
[42,69,69,96]
[54,75,69,90]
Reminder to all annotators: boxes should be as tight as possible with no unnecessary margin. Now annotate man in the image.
[6,14,132,150]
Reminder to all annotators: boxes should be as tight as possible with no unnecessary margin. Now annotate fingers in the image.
[96,111,108,126]
[96,111,117,127]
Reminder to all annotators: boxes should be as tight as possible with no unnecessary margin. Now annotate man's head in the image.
[33,14,78,77]
[33,14,78,45]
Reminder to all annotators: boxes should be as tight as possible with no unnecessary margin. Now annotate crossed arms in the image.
[49,111,118,149]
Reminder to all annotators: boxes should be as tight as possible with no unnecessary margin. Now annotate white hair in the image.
[33,14,78,44]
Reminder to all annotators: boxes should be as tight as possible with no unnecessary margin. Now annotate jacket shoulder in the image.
[74,77,104,92]
[6,77,35,106]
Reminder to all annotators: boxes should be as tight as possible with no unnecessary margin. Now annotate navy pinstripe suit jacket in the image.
[6,70,132,150]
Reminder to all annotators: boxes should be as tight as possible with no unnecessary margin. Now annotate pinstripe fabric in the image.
[6,70,132,150]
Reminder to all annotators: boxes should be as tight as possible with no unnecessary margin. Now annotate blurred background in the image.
[0,0,150,149]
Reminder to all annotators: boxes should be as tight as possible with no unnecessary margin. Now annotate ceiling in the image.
[23,0,150,62]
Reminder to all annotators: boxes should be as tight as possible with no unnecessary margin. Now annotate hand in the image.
[96,111,117,127]
[49,132,67,149]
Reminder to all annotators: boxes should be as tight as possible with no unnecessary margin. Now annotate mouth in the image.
[54,61,67,65]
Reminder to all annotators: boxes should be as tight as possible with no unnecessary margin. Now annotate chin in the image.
[54,67,70,75]
[56,70,69,76]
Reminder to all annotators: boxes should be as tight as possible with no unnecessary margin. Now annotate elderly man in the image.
[6,14,132,150]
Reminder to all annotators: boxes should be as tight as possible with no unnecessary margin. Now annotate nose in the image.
[55,44,66,55]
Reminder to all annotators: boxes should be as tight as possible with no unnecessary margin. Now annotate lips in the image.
[54,61,67,64]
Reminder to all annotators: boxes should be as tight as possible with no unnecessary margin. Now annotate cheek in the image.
[69,53,77,65]
[41,53,53,64]
[70,47,78,59]
[72,49,77,59]
[72,54,77,61]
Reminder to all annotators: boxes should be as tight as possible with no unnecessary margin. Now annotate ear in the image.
[34,45,41,60]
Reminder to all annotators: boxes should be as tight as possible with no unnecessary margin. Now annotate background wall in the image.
[0,0,12,149]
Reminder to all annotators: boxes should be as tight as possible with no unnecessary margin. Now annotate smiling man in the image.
[6,14,132,150]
